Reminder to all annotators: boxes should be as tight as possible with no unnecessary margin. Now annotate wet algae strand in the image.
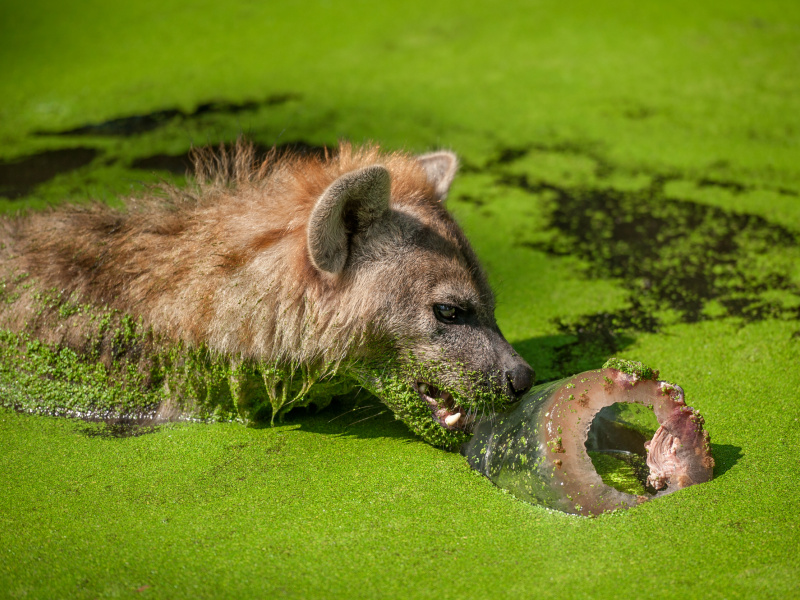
[462,359,714,516]
[0,277,355,423]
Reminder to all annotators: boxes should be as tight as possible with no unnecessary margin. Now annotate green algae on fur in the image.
[0,325,355,424]
[0,277,355,424]
[355,356,511,449]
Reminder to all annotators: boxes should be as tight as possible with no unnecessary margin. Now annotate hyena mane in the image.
[0,140,533,447]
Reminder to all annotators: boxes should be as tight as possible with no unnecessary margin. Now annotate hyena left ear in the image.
[417,151,458,201]
[307,165,391,274]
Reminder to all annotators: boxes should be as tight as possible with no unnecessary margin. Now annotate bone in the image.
[461,359,714,516]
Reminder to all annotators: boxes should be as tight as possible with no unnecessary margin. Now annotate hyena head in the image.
[305,148,534,447]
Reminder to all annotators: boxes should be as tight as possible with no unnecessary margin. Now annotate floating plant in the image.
[462,358,714,516]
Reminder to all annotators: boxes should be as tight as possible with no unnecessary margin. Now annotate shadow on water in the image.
[513,326,637,384]
[248,394,420,444]
[57,389,410,444]
[711,443,744,478]
[34,94,301,137]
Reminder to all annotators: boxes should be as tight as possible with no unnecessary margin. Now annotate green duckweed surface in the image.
[2,1,799,598]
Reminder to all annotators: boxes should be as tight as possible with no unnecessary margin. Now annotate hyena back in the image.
[0,141,533,447]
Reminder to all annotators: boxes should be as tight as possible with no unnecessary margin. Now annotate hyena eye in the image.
[433,303,461,324]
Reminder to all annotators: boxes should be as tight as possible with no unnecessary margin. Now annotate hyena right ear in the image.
[417,151,458,201]
[307,165,391,274]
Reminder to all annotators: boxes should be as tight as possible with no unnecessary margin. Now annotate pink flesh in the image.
[538,368,714,515]
[645,402,715,492]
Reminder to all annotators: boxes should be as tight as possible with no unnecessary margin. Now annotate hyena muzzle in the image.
[0,141,533,448]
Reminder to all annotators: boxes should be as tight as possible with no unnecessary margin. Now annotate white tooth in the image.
[418,384,429,395]
[444,413,462,427]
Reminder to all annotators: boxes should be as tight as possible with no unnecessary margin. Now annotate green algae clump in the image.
[602,357,659,381]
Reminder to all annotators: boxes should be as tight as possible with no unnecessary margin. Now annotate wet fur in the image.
[0,140,531,444]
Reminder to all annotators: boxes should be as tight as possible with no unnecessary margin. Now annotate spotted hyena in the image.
[0,141,533,447]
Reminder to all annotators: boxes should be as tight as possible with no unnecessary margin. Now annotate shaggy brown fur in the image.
[0,140,534,445]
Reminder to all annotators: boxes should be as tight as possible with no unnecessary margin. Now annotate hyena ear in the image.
[417,150,458,201]
[307,165,391,274]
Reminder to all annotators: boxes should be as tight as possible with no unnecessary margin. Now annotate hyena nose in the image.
[507,363,534,398]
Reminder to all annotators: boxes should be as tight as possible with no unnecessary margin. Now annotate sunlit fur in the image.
[0,140,530,442]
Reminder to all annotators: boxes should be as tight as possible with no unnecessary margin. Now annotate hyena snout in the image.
[505,360,534,399]
[485,330,535,399]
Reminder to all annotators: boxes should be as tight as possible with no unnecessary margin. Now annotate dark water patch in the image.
[457,193,486,207]
[488,144,800,378]
[48,108,183,137]
[696,177,748,194]
[77,416,161,438]
[36,93,301,137]
[696,177,798,197]
[487,142,615,178]
[510,173,800,325]
[131,140,329,175]
[622,105,657,120]
[491,147,529,165]
[547,308,644,377]
[0,147,99,198]
[270,140,329,159]
[131,153,193,175]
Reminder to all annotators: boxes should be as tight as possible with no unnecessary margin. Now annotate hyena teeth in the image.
[418,383,429,395]
[444,413,462,427]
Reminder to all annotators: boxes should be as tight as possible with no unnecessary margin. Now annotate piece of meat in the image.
[462,359,714,516]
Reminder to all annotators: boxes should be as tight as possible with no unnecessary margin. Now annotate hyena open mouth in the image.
[355,356,524,448]
[415,382,476,431]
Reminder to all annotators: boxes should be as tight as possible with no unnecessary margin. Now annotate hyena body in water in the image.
[0,142,533,447]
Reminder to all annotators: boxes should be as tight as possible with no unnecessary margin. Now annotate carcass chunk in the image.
[462,359,714,516]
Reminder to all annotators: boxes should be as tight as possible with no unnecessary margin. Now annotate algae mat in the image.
[1,0,799,598]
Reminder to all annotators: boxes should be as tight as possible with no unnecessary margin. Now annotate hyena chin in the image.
[0,140,533,448]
